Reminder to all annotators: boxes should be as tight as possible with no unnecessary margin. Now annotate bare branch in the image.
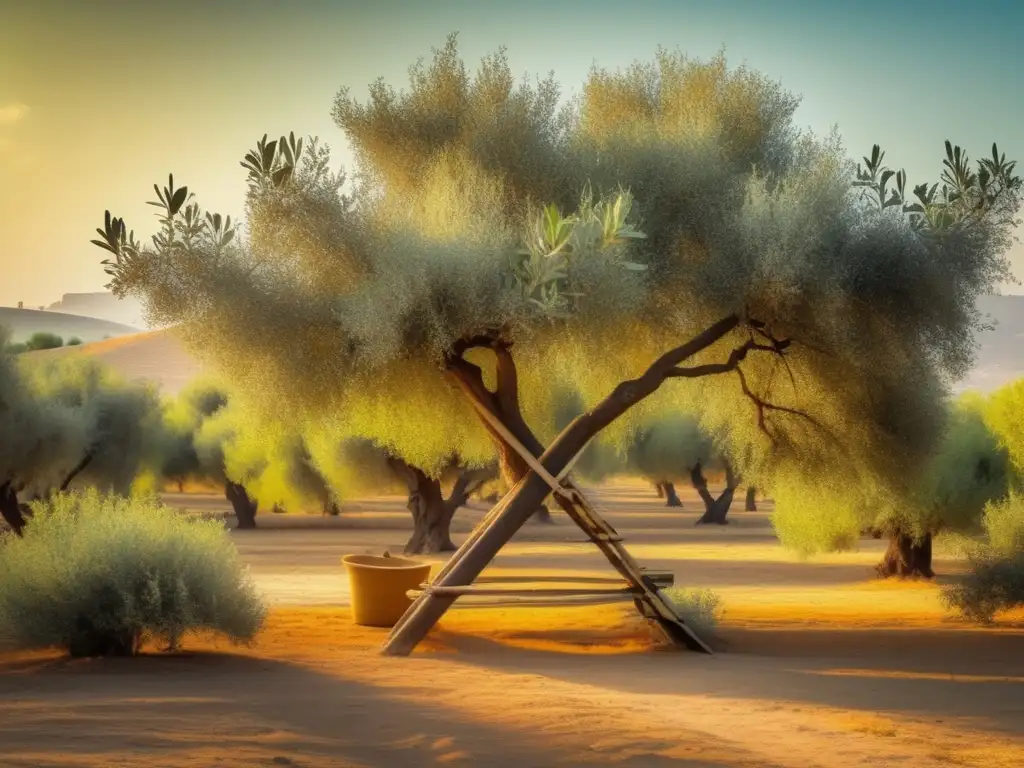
[735,366,824,446]
[59,452,94,492]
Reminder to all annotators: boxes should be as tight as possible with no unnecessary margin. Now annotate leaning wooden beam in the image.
[383,490,514,646]
[383,400,712,656]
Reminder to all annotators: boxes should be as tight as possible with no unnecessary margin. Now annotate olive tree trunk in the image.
[0,481,26,537]
[693,461,740,525]
[225,481,258,529]
[875,530,934,579]
[662,481,683,508]
[745,486,757,511]
[390,459,498,555]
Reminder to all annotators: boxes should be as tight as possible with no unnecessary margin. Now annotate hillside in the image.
[0,306,140,344]
[28,329,205,395]
[45,291,147,328]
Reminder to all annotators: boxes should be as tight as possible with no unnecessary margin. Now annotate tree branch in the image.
[59,453,94,492]
[735,366,823,446]
[491,341,521,420]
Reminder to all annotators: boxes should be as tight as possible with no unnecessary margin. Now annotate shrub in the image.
[66,337,83,346]
[25,332,63,351]
[662,587,722,636]
[942,493,1024,623]
[0,490,266,656]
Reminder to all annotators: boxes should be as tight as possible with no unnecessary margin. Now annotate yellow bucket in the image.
[342,554,433,627]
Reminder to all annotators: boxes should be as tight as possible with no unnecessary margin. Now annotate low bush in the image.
[25,332,63,351]
[662,587,722,636]
[942,492,1024,623]
[0,490,266,656]
[66,337,83,346]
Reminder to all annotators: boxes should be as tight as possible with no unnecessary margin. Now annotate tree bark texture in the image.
[655,482,665,498]
[390,459,498,555]
[745,486,757,512]
[875,530,934,579]
[693,461,740,524]
[225,481,258,529]
[662,481,683,507]
[0,481,26,537]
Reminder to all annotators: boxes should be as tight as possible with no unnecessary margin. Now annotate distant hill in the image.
[20,294,1024,398]
[0,307,140,344]
[45,291,147,328]
[28,329,205,396]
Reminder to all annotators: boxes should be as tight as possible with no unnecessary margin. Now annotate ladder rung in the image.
[416,585,637,598]
[406,591,638,606]
[472,573,673,586]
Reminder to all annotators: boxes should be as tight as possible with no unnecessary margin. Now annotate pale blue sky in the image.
[1,0,1021,306]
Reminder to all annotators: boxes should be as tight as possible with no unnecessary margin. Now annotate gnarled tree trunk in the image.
[745,486,757,511]
[876,530,934,579]
[225,481,258,529]
[693,461,740,525]
[662,481,682,508]
[390,460,498,555]
[654,482,665,498]
[0,481,26,537]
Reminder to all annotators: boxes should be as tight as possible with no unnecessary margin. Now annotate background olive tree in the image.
[771,397,1011,578]
[94,38,1019,602]
[1,338,164,536]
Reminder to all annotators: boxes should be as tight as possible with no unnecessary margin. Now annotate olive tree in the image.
[308,433,496,554]
[158,378,262,527]
[93,38,1019,632]
[772,397,1011,577]
[1,339,163,535]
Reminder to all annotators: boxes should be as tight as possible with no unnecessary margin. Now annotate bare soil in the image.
[1,480,1021,767]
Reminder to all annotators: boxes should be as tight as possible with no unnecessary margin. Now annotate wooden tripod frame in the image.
[381,399,713,657]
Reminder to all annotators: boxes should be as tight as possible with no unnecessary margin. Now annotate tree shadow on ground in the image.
[0,651,773,768]
[426,623,1024,736]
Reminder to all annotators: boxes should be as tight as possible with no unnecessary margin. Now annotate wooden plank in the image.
[419,585,637,598]
[406,591,638,606]
[473,573,673,586]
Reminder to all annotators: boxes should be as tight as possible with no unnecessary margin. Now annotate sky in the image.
[0,0,1021,308]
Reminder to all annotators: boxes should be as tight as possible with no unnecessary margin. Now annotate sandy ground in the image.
[1,480,1022,767]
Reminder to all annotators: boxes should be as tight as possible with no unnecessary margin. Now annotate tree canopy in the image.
[94,35,1021,523]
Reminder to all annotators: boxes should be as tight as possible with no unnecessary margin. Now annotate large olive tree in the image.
[93,37,1018,642]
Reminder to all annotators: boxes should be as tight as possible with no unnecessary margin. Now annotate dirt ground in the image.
[1,480,1021,767]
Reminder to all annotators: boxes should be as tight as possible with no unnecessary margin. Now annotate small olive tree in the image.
[772,397,1011,577]
[309,433,496,554]
[1,339,164,535]
[93,39,1019,610]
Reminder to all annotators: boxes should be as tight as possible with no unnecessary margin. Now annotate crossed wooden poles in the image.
[382,399,713,657]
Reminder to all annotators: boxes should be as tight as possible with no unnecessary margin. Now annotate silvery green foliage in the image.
[2,331,164,499]
[0,330,88,496]
[92,37,1020,501]
[0,490,266,653]
[158,378,230,485]
[663,587,722,636]
[19,355,166,496]
[626,413,719,485]
[771,398,1010,556]
[941,491,1024,623]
